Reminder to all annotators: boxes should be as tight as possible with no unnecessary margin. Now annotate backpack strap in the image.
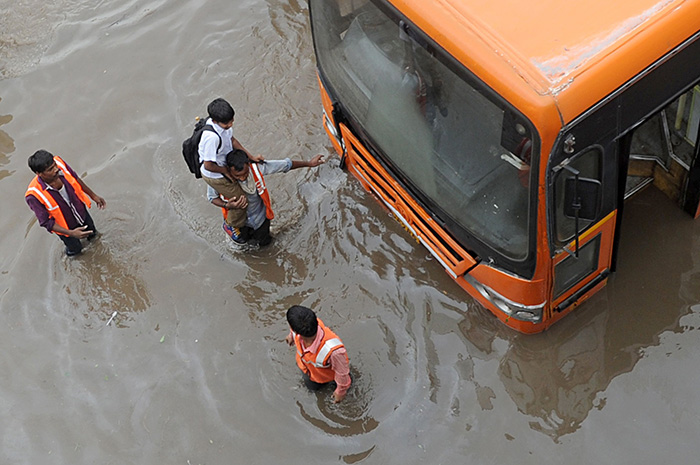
[203,125,223,153]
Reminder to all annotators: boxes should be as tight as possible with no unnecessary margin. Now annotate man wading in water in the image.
[208,149,324,246]
[25,150,106,256]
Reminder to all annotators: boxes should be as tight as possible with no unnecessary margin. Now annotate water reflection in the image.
[0,98,14,181]
[341,445,376,464]
[496,188,697,441]
[59,238,151,329]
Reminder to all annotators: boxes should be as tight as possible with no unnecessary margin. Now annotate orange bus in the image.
[308,0,700,333]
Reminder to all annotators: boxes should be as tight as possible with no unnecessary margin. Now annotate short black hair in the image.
[225,149,249,171]
[207,98,235,124]
[286,305,318,338]
[28,149,55,173]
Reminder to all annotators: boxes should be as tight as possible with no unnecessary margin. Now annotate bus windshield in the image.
[310,0,537,262]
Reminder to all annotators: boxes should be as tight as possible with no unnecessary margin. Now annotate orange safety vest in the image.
[25,156,91,236]
[219,163,275,221]
[294,318,346,384]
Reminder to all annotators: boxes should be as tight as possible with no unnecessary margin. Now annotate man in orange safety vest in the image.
[285,305,351,403]
[25,150,106,256]
[207,149,324,247]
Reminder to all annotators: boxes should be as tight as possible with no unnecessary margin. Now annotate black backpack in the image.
[182,118,222,178]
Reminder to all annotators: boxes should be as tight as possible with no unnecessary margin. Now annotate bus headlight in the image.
[464,274,545,323]
[323,109,344,149]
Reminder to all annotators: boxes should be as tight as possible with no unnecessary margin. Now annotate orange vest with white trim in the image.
[219,163,275,220]
[294,318,346,384]
[251,163,274,220]
[25,156,91,236]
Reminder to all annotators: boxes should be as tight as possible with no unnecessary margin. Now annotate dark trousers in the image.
[241,218,272,247]
[58,212,97,256]
[302,372,334,392]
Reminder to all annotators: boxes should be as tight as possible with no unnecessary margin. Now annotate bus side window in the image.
[554,147,603,243]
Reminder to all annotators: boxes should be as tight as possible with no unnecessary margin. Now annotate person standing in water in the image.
[284,305,351,403]
[198,97,261,244]
[25,149,106,256]
[208,149,324,246]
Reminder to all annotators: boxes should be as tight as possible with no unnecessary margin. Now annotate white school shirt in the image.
[198,118,234,179]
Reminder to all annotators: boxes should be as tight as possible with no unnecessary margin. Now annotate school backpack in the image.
[182,118,222,178]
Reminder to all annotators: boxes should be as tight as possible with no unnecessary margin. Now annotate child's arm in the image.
[232,136,265,163]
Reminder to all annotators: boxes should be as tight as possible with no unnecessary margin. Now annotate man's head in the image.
[225,149,250,181]
[207,98,235,128]
[286,305,318,338]
[28,150,60,182]
[28,150,55,173]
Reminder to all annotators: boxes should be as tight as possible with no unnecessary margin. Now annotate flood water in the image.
[1,1,700,463]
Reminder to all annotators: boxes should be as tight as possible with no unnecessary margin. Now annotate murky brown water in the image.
[2,1,700,463]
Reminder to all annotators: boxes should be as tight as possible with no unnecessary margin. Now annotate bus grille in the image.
[342,127,477,278]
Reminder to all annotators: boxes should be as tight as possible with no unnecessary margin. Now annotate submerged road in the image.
[0,1,699,463]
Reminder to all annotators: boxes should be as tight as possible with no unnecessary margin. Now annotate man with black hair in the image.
[198,97,259,243]
[208,150,324,246]
[25,149,106,256]
[284,305,351,403]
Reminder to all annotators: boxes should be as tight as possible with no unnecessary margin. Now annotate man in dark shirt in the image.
[25,150,106,256]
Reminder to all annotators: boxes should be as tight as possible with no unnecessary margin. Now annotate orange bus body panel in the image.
[391,0,700,124]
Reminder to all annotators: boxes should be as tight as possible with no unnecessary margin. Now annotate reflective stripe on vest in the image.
[250,163,274,220]
[296,338,343,368]
[312,338,342,368]
[53,156,92,208]
[26,186,60,211]
[294,319,345,384]
[219,193,227,219]
[25,156,91,236]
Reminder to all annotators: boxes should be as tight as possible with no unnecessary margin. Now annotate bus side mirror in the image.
[564,177,601,221]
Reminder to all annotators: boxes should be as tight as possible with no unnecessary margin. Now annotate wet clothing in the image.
[241,218,271,246]
[25,157,98,255]
[25,157,92,235]
[289,319,351,397]
[207,158,292,244]
[58,212,97,256]
[237,158,291,229]
[248,163,274,221]
[204,175,247,228]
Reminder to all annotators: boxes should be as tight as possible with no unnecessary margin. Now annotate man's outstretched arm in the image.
[290,154,324,170]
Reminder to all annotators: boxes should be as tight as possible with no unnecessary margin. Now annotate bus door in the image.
[624,86,700,217]
[549,136,618,315]
[548,85,700,314]
[548,31,700,316]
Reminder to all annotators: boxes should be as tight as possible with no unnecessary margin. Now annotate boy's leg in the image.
[222,222,246,244]
[203,176,247,228]
[225,206,247,229]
